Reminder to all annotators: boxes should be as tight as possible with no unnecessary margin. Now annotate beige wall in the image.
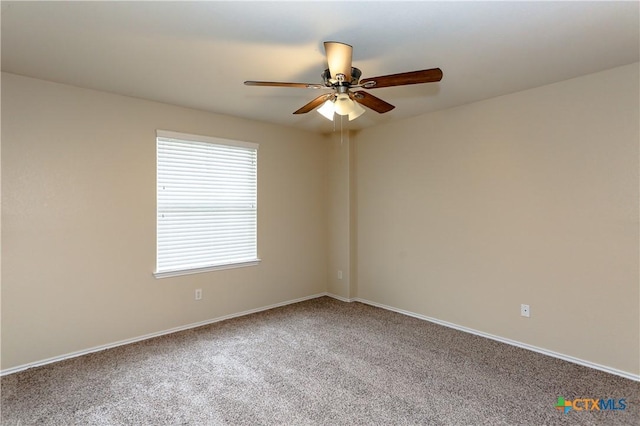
[1,73,329,370]
[326,130,359,300]
[3,63,639,377]
[327,131,351,299]
[355,63,639,375]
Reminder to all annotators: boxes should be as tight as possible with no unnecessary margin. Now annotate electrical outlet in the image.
[338,270,343,280]
[521,304,530,318]
[195,289,202,301]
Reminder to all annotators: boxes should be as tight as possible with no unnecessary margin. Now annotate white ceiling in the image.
[2,1,638,134]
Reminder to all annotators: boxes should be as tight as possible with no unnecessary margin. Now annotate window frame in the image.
[154,130,260,279]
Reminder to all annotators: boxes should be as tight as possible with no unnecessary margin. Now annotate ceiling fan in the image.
[244,42,443,121]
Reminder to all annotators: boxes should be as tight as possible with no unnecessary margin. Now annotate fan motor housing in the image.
[322,67,362,86]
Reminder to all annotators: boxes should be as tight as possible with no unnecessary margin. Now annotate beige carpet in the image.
[1,297,638,425]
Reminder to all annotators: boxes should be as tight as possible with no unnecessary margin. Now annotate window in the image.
[155,130,259,278]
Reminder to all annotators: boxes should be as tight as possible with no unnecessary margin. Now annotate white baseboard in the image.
[350,297,640,382]
[0,293,327,377]
[5,292,638,382]
[325,292,352,303]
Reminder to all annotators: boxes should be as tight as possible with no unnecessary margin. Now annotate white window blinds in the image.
[156,130,259,277]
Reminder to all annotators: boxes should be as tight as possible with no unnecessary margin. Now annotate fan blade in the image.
[324,41,352,81]
[352,91,395,113]
[360,68,443,89]
[293,94,334,115]
[244,81,326,89]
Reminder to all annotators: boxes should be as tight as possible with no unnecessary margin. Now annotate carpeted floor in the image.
[1,297,638,425]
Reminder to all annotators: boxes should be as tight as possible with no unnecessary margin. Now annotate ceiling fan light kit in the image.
[334,93,354,115]
[317,100,336,120]
[317,93,365,122]
[244,41,442,123]
[347,100,366,121]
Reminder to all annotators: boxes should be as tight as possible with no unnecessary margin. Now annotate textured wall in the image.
[327,132,351,300]
[1,73,329,370]
[355,63,639,375]
[3,63,638,376]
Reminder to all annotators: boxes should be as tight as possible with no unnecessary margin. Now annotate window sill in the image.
[154,259,261,279]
